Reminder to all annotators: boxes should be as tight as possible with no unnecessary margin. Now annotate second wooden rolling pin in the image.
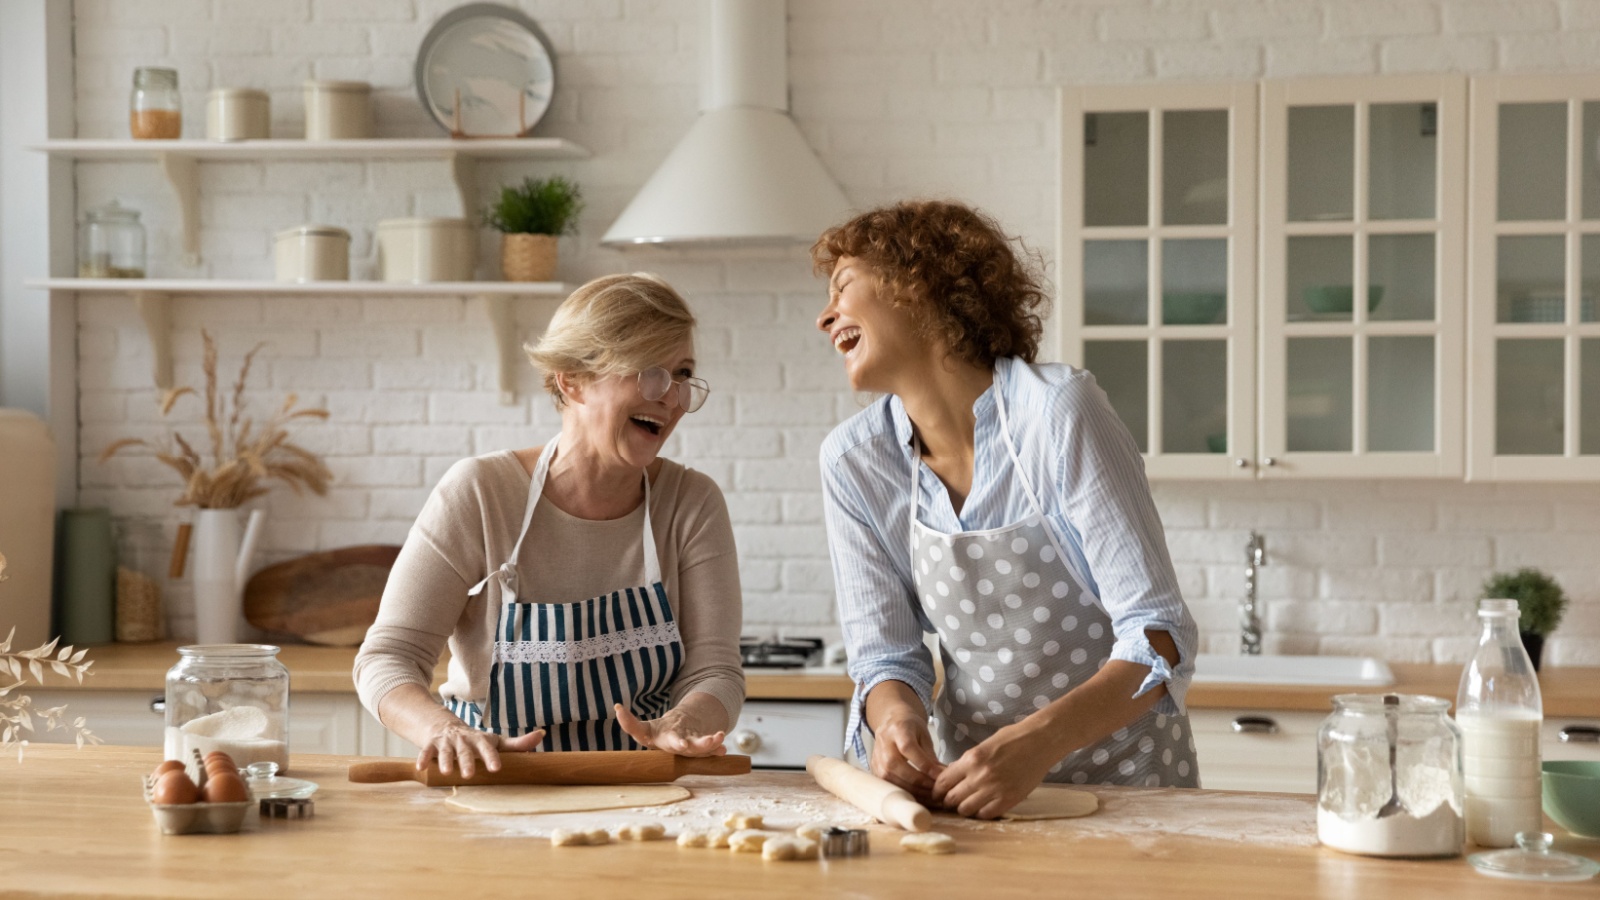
[806,754,931,832]
[349,750,751,787]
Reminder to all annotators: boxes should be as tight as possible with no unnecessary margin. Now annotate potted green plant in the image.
[482,175,583,282]
[1481,567,1569,670]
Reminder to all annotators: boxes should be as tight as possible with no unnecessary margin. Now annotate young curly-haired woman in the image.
[813,200,1200,819]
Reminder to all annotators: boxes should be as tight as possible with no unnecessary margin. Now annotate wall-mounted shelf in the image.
[29,278,568,404]
[30,138,589,266]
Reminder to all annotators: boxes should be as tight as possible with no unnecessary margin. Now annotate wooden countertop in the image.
[54,643,1600,717]
[3,745,1596,898]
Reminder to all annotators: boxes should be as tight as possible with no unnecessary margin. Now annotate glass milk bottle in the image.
[1455,599,1543,847]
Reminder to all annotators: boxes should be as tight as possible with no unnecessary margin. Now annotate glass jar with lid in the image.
[163,644,291,772]
[1316,693,1464,858]
[78,201,146,278]
[130,67,182,139]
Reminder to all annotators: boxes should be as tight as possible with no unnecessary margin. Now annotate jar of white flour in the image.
[163,644,291,774]
[1316,693,1464,858]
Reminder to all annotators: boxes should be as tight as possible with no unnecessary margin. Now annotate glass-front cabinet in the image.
[1468,75,1600,480]
[1259,76,1467,477]
[1060,77,1464,479]
[1059,83,1259,479]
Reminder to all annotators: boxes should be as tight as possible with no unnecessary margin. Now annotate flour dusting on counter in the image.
[935,787,1318,848]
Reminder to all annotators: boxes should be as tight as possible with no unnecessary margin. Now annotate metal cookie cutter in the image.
[819,827,870,858]
[260,797,314,819]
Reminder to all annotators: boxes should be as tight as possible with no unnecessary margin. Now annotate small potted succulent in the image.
[1481,567,1569,670]
[483,175,583,282]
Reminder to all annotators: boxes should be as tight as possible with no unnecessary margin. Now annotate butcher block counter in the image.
[3,745,1595,899]
[51,643,1600,714]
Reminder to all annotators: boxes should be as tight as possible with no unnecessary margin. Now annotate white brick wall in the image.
[67,0,1600,666]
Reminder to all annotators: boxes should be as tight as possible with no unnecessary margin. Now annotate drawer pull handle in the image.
[1231,715,1278,735]
[1559,725,1600,744]
[732,730,762,753]
[150,696,166,714]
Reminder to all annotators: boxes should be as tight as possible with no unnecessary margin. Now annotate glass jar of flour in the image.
[1316,693,1464,858]
[164,644,290,772]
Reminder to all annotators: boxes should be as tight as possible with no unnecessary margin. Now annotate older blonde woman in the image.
[355,274,743,777]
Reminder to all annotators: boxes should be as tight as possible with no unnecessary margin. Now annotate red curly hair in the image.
[811,200,1049,367]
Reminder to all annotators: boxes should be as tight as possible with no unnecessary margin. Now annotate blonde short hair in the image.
[524,273,697,409]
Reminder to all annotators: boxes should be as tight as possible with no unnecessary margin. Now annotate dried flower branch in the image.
[98,330,332,508]
[2,625,101,761]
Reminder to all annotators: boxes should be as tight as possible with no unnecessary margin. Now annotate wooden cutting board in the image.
[244,545,401,646]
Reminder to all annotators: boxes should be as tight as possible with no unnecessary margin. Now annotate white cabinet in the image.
[1467,75,1600,481]
[729,700,846,770]
[26,689,167,748]
[1189,708,1323,793]
[1061,76,1470,479]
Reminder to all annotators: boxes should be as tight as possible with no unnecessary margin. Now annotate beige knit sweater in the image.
[353,450,745,728]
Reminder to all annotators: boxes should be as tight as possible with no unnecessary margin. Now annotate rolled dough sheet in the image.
[446,783,691,815]
[1000,788,1099,821]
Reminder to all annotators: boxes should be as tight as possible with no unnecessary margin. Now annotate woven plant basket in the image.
[501,233,558,282]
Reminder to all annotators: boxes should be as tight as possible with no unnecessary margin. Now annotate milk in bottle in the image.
[1455,599,1542,848]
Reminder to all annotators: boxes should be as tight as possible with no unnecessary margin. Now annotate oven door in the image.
[730,700,846,770]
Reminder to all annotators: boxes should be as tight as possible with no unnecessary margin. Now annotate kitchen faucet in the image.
[1242,531,1267,656]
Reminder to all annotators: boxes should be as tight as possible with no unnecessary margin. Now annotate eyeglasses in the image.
[637,367,710,413]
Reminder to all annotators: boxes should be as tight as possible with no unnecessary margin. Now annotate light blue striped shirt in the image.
[819,357,1197,756]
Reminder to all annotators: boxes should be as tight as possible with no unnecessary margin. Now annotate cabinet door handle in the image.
[1231,715,1279,734]
[1559,725,1600,743]
[732,730,762,753]
[1261,457,1278,467]
[150,696,165,714]
[1233,457,1250,468]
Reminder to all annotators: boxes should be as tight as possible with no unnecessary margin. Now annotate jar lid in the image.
[176,643,282,658]
[304,79,371,93]
[275,224,350,240]
[376,217,472,230]
[86,200,141,222]
[208,88,269,100]
[244,762,319,800]
[1467,832,1599,882]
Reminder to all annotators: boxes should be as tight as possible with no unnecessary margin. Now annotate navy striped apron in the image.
[447,436,685,751]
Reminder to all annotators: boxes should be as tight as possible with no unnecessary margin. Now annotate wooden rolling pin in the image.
[806,754,931,832]
[349,750,751,787]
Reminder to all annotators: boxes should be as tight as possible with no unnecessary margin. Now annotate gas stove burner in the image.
[739,636,824,669]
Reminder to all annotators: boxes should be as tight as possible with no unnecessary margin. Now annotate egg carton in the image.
[141,775,252,835]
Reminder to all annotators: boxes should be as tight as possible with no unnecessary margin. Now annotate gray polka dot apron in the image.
[910,389,1198,787]
[447,436,684,751]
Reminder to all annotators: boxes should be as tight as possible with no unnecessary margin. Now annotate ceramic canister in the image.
[376,218,475,282]
[274,225,350,282]
[303,80,372,140]
[205,88,270,141]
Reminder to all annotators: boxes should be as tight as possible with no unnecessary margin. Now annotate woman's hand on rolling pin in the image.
[870,712,944,804]
[614,703,727,757]
[931,722,1056,819]
[417,718,545,780]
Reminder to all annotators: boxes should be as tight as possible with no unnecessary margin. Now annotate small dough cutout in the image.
[551,828,610,847]
[724,812,764,830]
[616,822,667,841]
[677,827,732,849]
[900,832,956,855]
[795,822,836,841]
[762,837,819,861]
[728,829,774,853]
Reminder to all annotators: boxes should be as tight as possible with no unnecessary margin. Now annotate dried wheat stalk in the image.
[1,624,101,760]
[98,330,332,508]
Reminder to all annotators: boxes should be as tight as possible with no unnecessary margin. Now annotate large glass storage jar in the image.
[130,67,181,139]
[1317,693,1464,858]
[78,201,146,278]
[163,644,290,772]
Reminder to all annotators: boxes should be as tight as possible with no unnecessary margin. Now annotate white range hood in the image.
[601,0,851,247]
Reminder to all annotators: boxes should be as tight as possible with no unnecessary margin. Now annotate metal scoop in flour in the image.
[1375,693,1407,819]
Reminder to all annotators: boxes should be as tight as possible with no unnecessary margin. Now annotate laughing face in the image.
[564,338,697,472]
[816,255,926,393]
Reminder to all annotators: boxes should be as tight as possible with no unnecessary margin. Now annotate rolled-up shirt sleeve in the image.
[820,437,935,758]
[1049,370,1197,715]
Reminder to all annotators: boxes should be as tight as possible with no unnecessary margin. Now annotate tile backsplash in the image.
[67,0,1600,665]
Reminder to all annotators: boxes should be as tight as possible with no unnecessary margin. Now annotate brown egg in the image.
[202,773,249,804]
[205,759,236,774]
[151,769,199,805]
[203,751,235,767]
[152,759,185,779]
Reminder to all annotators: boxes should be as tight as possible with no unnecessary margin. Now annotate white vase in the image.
[190,508,265,643]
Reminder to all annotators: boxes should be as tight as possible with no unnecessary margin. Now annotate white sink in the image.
[1191,654,1395,686]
